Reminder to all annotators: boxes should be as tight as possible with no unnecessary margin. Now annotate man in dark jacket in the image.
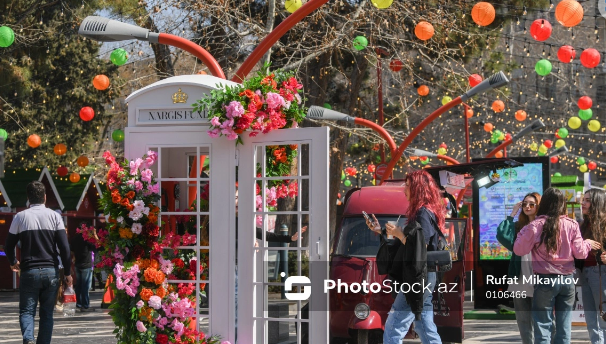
[4,181,72,344]
[70,228,98,312]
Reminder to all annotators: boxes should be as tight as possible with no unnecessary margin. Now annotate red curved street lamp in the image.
[485,119,546,158]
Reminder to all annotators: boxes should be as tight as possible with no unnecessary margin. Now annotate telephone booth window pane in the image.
[266,321,298,344]
[264,145,299,178]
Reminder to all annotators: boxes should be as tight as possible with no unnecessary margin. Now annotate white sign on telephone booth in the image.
[124,74,329,344]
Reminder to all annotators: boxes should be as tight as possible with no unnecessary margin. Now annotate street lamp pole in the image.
[485,119,546,158]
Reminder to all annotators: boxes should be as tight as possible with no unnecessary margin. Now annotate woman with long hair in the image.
[496,192,541,344]
[367,170,444,344]
[514,188,598,344]
[580,189,606,343]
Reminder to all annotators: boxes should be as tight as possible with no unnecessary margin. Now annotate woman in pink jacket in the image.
[514,187,599,344]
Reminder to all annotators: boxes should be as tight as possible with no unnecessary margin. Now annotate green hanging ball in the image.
[492,129,503,139]
[577,157,586,165]
[341,170,346,180]
[344,179,352,187]
[579,109,593,121]
[0,26,15,48]
[110,48,128,66]
[554,172,562,177]
[557,127,569,138]
[535,59,552,76]
[112,129,125,142]
[555,139,566,148]
[352,36,368,51]
[580,164,588,173]
[323,103,332,109]
[538,151,546,156]
[490,136,499,144]
[0,128,8,141]
[441,96,452,105]
[421,158,430,165]
[375,155,382,163]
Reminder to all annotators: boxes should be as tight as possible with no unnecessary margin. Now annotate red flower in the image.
[172,258,185,268]
[131,246,145,260]
[156,334,168,344]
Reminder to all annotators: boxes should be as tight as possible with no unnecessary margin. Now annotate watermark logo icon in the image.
[282,272,311,300]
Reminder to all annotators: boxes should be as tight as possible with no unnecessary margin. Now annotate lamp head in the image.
[405,148,437,158]
[548,145,568,157]
[461,71,509,101]
[78,16,159,43]
[512,119,546,141]
[307,106,355,122]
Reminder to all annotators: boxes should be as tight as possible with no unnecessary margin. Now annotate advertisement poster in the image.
[478,163,544,260]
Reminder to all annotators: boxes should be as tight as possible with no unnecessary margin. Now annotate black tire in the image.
[329,337,349,344]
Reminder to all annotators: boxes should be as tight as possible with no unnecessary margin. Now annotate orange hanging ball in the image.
[92,75,110,91]
[417,85,430,96]
[27,134,41,148]
[492,100,505,113]
[69,172,81,183]
[484,123,494,132]
[495,151,504,158]
[515,110,527,121]
[465,108,474,118]
[54,143,67,156]
[415,21,435,41]
[471,2,496,27]
[77,155,89,167]
[555,0,584,28]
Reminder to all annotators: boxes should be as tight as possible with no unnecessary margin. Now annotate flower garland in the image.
[193,67,306,144]
[96,150,225,344]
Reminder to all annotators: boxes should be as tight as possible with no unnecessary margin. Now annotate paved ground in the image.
[0,290,592,343]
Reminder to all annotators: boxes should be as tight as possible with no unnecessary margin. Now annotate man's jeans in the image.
[75,268,93,309]
[582,266,606,344]
[19,267,60,344]
[513,296,533,344]
[532,273,575,344]
[383,272,442,344]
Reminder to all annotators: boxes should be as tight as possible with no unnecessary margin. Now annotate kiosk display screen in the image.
[477,162,545,260]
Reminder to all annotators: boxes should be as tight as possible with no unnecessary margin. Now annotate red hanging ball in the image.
[580,48,601,69]
[588,161,597,170]
[550,156,559,164]
[79,107,95,121]
[389,60,403,72]
[557,45,576,63]
[544,140,553,148]
[529,19,552,41]
[468,74,483,87]
[577,96,593,110]
[57,165,69,177]
[504,133,512,141]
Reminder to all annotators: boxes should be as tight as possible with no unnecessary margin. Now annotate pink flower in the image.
[136,321,147,332]
[220,118,234,129]
[149,183,160,194]
[207,128,221,138]
[129,158,143,175]
[148,295,162,309]
[131,223,142,234]
[134,181,143,191]
[210,116,221,126]
[140,169,153,183]
[136,300,144,309]
[225,101,245,119]
[266,92,286,109]
[143,150,157,168]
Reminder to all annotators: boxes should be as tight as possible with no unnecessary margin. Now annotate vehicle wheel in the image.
[368,329,383,344]
[329,337,348,344]
[357,329,369,344]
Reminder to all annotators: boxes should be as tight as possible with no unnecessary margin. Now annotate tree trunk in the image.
[143,16,175,79]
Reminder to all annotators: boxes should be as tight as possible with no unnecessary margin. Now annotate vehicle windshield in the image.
[334,216,405,257]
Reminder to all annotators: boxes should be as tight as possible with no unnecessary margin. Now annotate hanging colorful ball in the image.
[341,170,346,180]
[492,100,505,113]
[544,140,553,149]
[0,26,15,48]
[77,155,89,167]
[441,96,452,105]
[69,172,81,183]
[530,19,553,41]
[555,0,584,28]
[465,108,474,118]
[421,158,430,165]
[112,129,125,142]
[555,139,566,148]
[515,110,527,121]
[57,165,69,177]
[370,0,394,9]
[557,128,568,139]
[468,74,483,87]
[79,107,95,121]
[92,75,110,91]
[415,21,435,41]
[490,136,499,144]
[53,143,67,156]
[471,2,496,27]
[557,45,576,63]
[554,172,562,177]
[535,59,552,76]
[579,109,593,121]
[577,157,586,165]
[579,164,588,173]
[0,129,7,141]
[538,144,548,154]
[323,103,332,109]
[352,36,368,51]
[417,85,429,96]
[568,116,582,129]
[588,161,597,170]
[284,0,303,13]
[367,164,376,173]
[577,96,593,110]
[438,147,447,155]
[580,48,601,69]
[484,123,494,132]
[550,156,559,164]
[504,133,512,141]
[110,48,128,66]
[492,129,503,141]
[588,120,601,132]
[439,142,448,149]
[344,179,352,187]
[27,134,41,148]
[529,142,539,151]
[389,60,403,72]
[538,151,546,157]
[495,151,504,158]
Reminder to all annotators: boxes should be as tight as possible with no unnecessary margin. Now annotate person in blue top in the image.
[496,192,541,344]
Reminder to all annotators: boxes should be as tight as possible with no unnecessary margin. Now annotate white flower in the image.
[131,223,142,235]
[136,300,145,309]
[116,216,124,224]
[148,295,162,310]
[129,211,143,221]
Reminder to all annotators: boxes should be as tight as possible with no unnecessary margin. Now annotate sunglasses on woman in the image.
[522,202,536,208]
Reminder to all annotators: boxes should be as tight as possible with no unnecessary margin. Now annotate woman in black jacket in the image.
[368,170,444,344]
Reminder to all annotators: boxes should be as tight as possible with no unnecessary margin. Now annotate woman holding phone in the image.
[366,170,444,344]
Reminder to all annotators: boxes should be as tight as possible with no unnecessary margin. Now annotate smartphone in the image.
[362,211,370,221]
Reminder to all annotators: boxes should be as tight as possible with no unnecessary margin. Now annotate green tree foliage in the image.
[0,0,121,170]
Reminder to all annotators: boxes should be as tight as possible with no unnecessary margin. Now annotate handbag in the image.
[426,215,452,272]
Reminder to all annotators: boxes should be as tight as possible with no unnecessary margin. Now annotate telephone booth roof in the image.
[52,174,102,212]
[1,167,63,209]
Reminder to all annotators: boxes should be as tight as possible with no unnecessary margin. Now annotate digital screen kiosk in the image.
[472,157,549,309]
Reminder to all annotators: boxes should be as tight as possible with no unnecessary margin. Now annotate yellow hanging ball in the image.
[579,164,588,173]
[371,0,394,9]
[555,139,566,149]
[568,116,582,129]
[588,120,601,132]
[285,0,302,13]
[538,144,548,154]
[441,96,452,105]
[529,142,539,151]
